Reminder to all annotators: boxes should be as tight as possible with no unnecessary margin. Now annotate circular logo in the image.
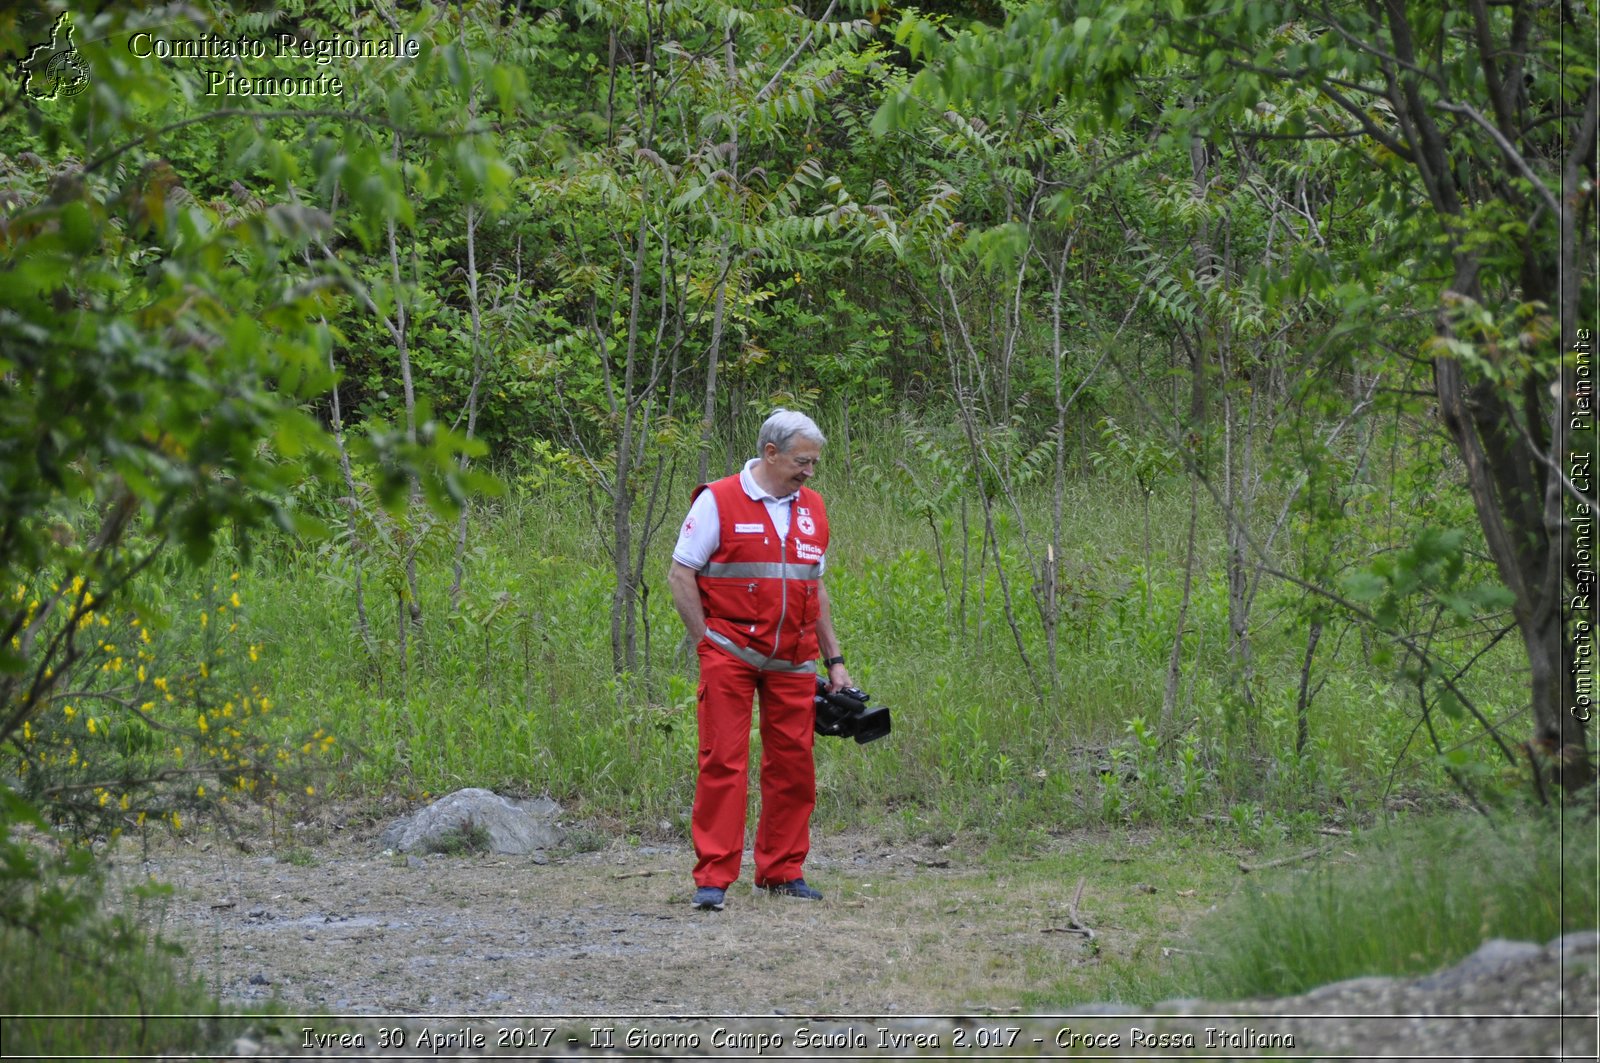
[797,514,815,536]
[45,51,90,98]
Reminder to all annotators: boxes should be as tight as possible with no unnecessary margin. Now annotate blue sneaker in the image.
[692,885,726,911]
[758,878,823,900]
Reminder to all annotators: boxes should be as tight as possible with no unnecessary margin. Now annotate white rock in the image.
[379,788,565,855]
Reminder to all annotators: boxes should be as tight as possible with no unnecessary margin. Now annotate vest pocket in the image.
[799,582,820,627]
[702,577,761,626]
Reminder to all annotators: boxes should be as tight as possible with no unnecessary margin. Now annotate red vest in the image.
[694,474,829,671]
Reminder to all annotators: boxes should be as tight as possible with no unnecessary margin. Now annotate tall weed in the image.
[1188,810,1598,999]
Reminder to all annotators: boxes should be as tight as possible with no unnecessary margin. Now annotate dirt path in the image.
[125,825,997,1016]
[111,817,1597,1061]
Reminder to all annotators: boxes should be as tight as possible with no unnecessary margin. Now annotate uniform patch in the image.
[734,522,764,533]
[682,517,695,535]
[795,541,823,561]
[797,514,816,536]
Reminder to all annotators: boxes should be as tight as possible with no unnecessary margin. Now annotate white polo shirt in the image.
[672,459,826,574]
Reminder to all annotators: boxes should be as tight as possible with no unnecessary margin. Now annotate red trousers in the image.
[692,641,817,889]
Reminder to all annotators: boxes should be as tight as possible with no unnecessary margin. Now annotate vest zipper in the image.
[764,524,789,669]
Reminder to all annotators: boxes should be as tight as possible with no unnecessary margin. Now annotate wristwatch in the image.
[823,655,845,668]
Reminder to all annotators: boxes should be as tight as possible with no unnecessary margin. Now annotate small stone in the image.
[407,855,427,869]
[248,972,271,986]
[230,1036,262,1056]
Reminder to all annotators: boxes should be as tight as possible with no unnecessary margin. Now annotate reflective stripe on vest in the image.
[705,630,817,674]
[699,561,823,580]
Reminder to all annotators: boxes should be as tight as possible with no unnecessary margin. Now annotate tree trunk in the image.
[450,201,486,611]
[1435,306,1591,789]
[1162,473,1200,737]
[1296,619,1323,757]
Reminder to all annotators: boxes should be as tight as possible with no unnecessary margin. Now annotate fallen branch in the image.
[611,868,674,880]
[1042,876,1097,940]
[1238,845,1332,873]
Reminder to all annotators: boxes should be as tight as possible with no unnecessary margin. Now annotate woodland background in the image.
[0,0,1595,1051]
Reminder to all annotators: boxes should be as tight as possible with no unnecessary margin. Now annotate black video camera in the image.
[814,677,892,744]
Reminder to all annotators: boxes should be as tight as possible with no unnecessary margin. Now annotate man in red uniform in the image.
[667,409,853,910]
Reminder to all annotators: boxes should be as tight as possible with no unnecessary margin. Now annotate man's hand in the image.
[825,659,853,694]
[667,561,707,644]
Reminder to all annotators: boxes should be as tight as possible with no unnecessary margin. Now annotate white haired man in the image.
[667,409,853,910]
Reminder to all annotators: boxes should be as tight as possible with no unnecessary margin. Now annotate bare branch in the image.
[1435,100,1562,217]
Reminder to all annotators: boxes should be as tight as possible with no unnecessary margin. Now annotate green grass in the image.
[1183,809,1599,999]
[205,422,1526,848]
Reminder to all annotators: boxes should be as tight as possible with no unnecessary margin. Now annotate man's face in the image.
[765,439,821,495]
